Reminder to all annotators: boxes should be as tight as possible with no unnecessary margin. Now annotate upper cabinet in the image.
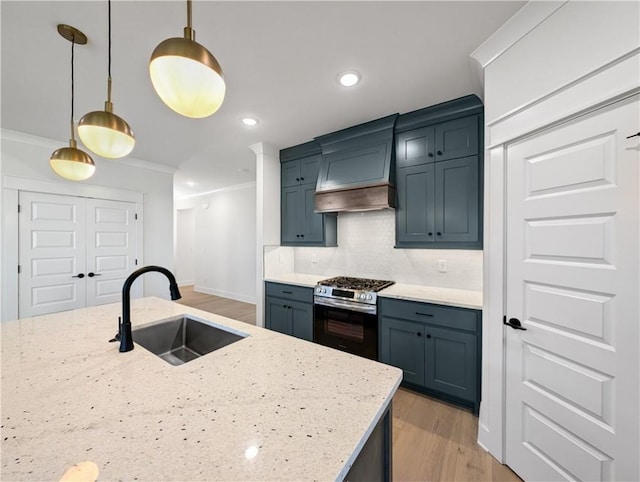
[280,142,337,247]
[395,95,483,249]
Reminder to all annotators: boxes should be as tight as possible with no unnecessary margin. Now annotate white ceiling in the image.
[1,1,524,199]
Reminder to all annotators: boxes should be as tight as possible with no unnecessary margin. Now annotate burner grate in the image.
[319,276,394,292]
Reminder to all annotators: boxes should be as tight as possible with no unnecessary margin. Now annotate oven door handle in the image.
[314,296,377,315]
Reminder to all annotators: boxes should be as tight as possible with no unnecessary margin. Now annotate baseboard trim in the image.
[178,280,194,287]
[193,285,256,305]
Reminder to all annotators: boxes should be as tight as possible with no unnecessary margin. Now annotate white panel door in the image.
[86,198,139,306]
[18,192,87,317]
[505,97,639,481]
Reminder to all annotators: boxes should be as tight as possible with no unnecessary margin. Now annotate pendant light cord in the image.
[107,0,112,103]
[70,35,76,142]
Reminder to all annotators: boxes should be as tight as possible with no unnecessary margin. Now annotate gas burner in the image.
[315,276,395,307]
[319,276,395,292]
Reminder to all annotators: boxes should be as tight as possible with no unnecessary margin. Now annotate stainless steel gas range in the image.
[313,276,394,360]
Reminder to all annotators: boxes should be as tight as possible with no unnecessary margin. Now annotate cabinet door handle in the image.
[416,332,422,337]
[416,312,433,317]
[282,290,293,294]
[428,152,434,158]
[426,334,432,339]
[300,234,304,238]
[436,232,442,236]
[427,232,433,236]
[87,272,101,278]
[296,234,300,238]
[626,132,640,139]
[300,177,305,181]
[437,150,443,155]
[72,273,85,279]
[296,177,300,181]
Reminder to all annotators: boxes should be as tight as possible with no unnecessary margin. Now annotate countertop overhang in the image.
[0,297,401,481]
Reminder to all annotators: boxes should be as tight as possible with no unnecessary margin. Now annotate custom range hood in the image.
[314,114,398,213]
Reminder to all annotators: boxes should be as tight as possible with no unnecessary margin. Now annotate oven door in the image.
[314,298,378,360]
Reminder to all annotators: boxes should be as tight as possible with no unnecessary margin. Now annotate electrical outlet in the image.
[311,253,318,264]
[438,259,447,273]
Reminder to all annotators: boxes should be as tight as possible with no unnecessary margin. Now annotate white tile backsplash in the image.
[292,210,483,291]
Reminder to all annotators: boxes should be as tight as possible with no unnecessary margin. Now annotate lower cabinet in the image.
[379,297,481,414]
[264,282,313,342]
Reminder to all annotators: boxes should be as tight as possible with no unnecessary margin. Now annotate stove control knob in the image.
[321,288,327,294]
[360,293,366,300]
[367,294,373,300]
[316,287,320,293]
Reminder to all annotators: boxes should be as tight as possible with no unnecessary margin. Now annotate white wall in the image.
[484,1,640,124]
[251,142,281,327]
[1,130,176,316]
[176,183,257,304]
[292,210,482,291]
[175,208,195,286]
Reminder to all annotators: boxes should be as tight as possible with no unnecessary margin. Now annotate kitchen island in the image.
[1,297,401,481]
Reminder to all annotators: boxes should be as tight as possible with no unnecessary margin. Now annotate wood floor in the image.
[175,287,520,482]
[176,285,256,325]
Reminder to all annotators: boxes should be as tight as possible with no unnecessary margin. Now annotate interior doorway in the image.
[504,96,639,480]
[19,191,141,318]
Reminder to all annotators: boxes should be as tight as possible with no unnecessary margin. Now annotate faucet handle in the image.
[108,317,122,343]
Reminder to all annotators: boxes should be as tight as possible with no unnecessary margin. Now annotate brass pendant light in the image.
[50,25,96,182]
[149,0,226,118]
[78,0,135,158]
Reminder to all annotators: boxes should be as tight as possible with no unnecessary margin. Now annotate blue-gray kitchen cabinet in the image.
[264,282,314,342]
[379,317,426,386]
[280,143,337,247]
[395,95,483,249]
[379,297,481,414]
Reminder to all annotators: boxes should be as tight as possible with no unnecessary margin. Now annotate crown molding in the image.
[1,128,178,175]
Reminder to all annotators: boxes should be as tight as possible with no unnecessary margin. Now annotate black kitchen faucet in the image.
[113,265,182,352]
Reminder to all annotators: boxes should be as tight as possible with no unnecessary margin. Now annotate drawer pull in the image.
[282,290,293,294]
[416,312,434,317]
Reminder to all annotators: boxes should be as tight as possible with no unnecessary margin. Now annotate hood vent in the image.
[315,114,398,213]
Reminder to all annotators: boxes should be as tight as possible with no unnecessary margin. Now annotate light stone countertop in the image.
[264,273,326,288]
[0,297,401,481]
[264,274,483,310]
[379,283,483,310]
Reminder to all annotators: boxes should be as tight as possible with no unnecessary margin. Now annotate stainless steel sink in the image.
[132,315,248,366]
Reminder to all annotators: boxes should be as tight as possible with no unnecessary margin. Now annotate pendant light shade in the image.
[149,0,225,118]
[50,25,95,182]
[78,105,135,158]
[50,141,96,181]
[78,0,135,158]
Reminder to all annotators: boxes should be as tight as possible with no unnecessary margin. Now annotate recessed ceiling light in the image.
[338,71,360,87]
[242,117,258,126]
[186,180,195,187]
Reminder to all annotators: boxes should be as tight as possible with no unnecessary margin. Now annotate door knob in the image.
[504,317,527,331]
[72,273,85,279]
